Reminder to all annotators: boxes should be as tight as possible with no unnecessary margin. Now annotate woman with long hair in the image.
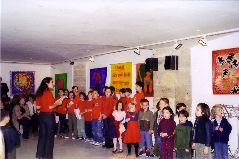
[35,77,62,159]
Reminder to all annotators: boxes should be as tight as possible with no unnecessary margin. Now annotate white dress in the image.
[112,110,126,134]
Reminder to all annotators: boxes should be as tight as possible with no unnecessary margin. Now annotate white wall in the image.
[86,49,154,108]
[51,63,73,91]
[191,32,239,151]
[0,63,51,96]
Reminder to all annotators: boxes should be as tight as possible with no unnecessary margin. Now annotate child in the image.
[174,110,193,159]
[0,110,20,159]
[138,99,154,157]
[211,104,232,159]
[192,103,212,159]
[158,106,176,159]
[153,98,169,157]
[123,103,141,157]
[133,81,145,112]
[91,89,104,146]
[77,92,87,140]
[84,91,93,142]
[124,88,132,112]
[119,88,126,107]
[112,101,126,153]
[65,91,78,140]
[56,89,69,136]
[101,87,117,148]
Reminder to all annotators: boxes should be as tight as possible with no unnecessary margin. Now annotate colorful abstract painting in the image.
[55,73,67,97]
[212,47,239,94]
[10,71,35,95]
[136,63,154,97]
[90,67,107,95]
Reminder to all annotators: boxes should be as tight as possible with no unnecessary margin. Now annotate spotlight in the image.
[174,41,183,50]
[69,61,74,65]
[198,36,207,46]
[133,47,140,55]
[89,56,95,62]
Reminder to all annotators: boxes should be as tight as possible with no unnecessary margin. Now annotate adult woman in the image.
[35,77,62,159]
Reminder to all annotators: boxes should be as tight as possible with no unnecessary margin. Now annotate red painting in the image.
[212,47,239,94]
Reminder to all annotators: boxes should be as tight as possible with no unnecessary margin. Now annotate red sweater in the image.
[67,100,77,114]
[78,100,86,118]
[56,98,69,114]
[101,96,117,117]
[36,90,55,113]
[92,98,103,119]
[84,100,93,121]
[134,91,145,112]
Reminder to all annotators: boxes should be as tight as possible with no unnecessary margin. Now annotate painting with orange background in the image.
[136,63,154,97]
[212,47,239,94]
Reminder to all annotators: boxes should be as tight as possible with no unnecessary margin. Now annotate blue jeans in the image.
[155,135,161,154]
[92,119,103,143]
[214,142,228,159]
[139,130,152,150]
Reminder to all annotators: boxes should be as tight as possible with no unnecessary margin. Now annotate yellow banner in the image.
[111,62,132,93]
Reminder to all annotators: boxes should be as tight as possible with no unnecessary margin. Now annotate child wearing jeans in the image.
[211,104,232,159]
[174,110,193,159]
[158,106,176,159]
[84,91,93,142]
[192,103,212,159]
[138,99,154,157]
[112,101,126,153]
[123,103,141,158]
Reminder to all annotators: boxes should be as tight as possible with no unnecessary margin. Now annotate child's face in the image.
[120,92,125,98]
[215,107,223,118]
[142,102,149,111]
[64,91,69,96]
[129,104,136,112]
[159,100,168,110]
[88,93,92,100]
[0,101,4,109]
[19,98,25,105]
[79,94,85,101]
[93,91,99,99]
[179,114,187,123]
[125,92,131,97]
[105,89,111,97]
[58,90,64,97]
[163,109,171,119]
[135,84,142,92]
[117,103,123,111]
[2,116,10,125]
[195,106,202,117]
[73,87,78,94]
[69,93,74,99]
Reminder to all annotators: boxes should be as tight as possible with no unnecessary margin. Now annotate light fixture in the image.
[174,41,183,50]
[133,47,140,55]
[89,56,95,62]
[198,35,207,46]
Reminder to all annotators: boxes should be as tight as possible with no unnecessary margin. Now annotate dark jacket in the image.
[193,116,212,147]
[212,117,232,144]
[174,121,193,149]
[0,124,20,153]
[158,118,176,142]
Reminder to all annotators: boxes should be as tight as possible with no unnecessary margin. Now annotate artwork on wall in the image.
[136,63,154,97]
[55,73,67,97]
[90,67,107,96]
[111,62,132,94]
[212,47,239,94]
[10,71,35,95]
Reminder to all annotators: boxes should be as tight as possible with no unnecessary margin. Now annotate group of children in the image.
[0,80,233,159]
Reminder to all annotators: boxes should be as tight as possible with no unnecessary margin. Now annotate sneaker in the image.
[138,151,145,156]
[146,152,154,158]
[90,141,95,145]
[64,136,69,139]
[118,149,123,153]
[79,137,85,140]
[112,149,117,154]
[72,137,76,140]
[94,142,101,146]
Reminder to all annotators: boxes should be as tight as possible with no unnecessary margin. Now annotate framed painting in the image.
[55,73,67,97]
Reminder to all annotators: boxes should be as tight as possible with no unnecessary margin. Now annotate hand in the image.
[102,114,107,119]
[161,133,168,137]
[203,147,209,155]
[148,130,154,134]
[55,100,62,106]
[185,149,189,152]
[219,127,223,132]
[174,148,177,151]
[215,126,219,130]
[98,115,102,121]
[125,118,130,122]
[192,143,196,149]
